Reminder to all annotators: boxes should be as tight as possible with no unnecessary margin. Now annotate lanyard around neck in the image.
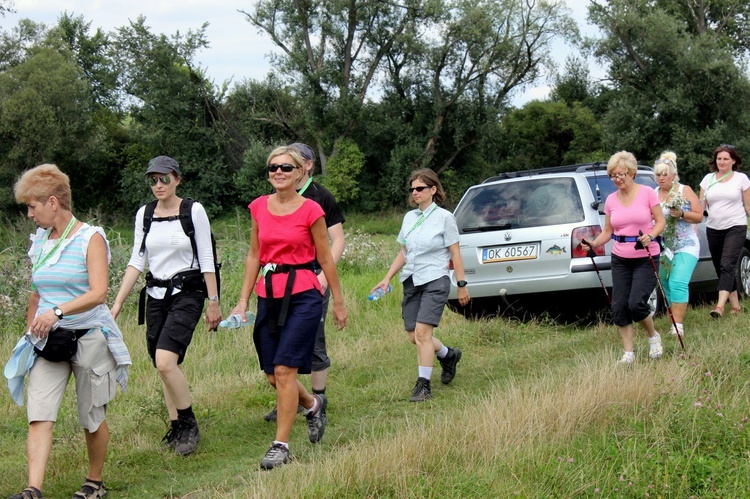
[405,203,436,240]
[32,216,77,274]
[703,171,732,202]
[297,176,313,196]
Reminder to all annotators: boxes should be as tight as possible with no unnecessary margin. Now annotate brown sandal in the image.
[710,307,724,319]
[9,487,43,499]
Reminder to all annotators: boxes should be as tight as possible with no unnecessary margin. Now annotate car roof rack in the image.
[481,162,654,183]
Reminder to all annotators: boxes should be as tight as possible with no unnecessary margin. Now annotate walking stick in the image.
[581,239,611,305]
[638,231,685,351]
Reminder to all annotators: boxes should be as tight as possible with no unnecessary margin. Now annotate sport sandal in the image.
[72,480,107,499]
[9,487,43,499]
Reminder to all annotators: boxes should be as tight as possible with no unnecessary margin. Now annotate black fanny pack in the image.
[35,327,90,362]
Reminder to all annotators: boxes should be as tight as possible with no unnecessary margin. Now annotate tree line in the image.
[1,0,749,219]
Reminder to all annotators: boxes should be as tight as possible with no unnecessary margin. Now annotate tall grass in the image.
[2,213,750,497]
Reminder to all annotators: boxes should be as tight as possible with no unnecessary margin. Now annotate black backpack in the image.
[138,198,221,298]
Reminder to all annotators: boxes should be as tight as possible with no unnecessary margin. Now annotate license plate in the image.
[482,243,539,263]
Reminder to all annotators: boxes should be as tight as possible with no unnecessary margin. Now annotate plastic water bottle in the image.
[368,285,393,301]
[219,312,256,329]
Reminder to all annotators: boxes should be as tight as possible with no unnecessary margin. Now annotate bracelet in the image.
[239,297,249,302]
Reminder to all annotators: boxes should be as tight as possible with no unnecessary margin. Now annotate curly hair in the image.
[14,164,72,210]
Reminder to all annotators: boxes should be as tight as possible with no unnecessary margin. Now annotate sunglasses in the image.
[267,163,300,173]
[408,186,431,193]
[654,158,674,167]
[720,144,735,150]
[608,173,628,180]
[147,175,172,186]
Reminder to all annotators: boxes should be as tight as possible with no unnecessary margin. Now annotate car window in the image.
[586,173,657,213]
[454,177,585,232]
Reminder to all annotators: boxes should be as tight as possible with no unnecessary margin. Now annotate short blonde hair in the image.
[607,151,638,176]
[653,151,679,181]
[266,145,305,169]
[14,164,72,210]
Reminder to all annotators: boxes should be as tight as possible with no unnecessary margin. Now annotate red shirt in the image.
[249,196,324,298]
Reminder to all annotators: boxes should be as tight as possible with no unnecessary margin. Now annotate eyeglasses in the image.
[608,173,628,180]
[147,175,172,186]
[408,186,431,193]
[720,144,735,150]
[654,158,674,167]
[267,163,300,173]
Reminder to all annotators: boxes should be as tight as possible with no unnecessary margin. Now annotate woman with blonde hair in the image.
[582,151,666,363]
[653,151,701,337]
[10,164,130,499]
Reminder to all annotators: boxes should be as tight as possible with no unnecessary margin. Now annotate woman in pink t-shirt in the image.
[583,151,666,364]
[231,145,348,470]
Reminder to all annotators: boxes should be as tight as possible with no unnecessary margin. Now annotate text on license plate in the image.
[482,243,539,263]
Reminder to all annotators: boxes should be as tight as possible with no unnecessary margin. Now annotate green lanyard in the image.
[401,203,436,243]
[297,176,313,196]
[703,172,732,203]
[32,216,77,276]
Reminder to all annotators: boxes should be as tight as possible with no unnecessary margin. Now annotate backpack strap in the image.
[138,200,158,257]
[179,198,199,267]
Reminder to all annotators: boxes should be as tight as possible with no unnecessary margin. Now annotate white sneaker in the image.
[649,333,663,359]
[670,324,684,337]
[617,352,635,364]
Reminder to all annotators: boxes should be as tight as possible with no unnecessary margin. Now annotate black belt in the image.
[138,269,204,325]
[611,234,662,243]
[264,262,316,334]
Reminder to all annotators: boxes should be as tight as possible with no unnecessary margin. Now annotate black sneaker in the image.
[409,377,432,402]
[260,443,289,470]
[439,347,462,385]
[306,394,328,443]
[263,404,305,422]
[160,424,179,450]
[174,417,200,456]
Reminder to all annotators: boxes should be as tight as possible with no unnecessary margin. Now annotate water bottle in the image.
[368,285,393,301]
[219,312,256,329]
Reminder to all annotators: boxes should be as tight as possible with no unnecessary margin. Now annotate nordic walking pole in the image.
[581,238,611,305]
[638,231,685,351]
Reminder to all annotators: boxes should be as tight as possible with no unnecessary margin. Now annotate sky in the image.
[4,0,603,106]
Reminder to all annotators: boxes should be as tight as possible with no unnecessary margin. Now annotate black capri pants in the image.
[611,254,658,327]
[706,225,747,293]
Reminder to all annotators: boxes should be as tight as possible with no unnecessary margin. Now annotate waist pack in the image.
[34,328,90,362]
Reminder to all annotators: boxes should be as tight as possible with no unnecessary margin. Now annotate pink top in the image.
[605,185,661,258]
[249,196,325,298]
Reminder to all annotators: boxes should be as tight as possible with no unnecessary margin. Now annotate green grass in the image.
[2,213,750,497]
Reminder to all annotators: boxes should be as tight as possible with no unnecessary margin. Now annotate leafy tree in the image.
[0,18,46,71]
[0,0,14,17]
[113,18,233,215]
[589,0,750,187]
[319,138,364,206]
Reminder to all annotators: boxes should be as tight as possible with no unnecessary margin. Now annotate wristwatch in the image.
[208,295,219,302]
[456,280,468,288]
[53,306,64,320]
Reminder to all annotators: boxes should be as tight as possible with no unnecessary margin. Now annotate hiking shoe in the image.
[616,352,634,364]
[9,486,43,499]
[439,347,462,385]
[260,443,289,470]
[160,424,179,449]
[263,404,305,422]
[409,377,432,402]
[306,394,328,443]
[670,324,684,337]
[648,332,663,359]
[174,417,200,456]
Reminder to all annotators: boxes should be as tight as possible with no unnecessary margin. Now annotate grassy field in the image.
[1,211,750,497]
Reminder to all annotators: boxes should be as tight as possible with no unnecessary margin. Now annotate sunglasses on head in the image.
[147,175,172,186]
[267,163,299,173]
[654,158,674,166]
[408,186,430,193]
[720,143,735,150]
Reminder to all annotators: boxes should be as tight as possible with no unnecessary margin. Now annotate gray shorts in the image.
[401,275,450,331]
[27,328,117,432]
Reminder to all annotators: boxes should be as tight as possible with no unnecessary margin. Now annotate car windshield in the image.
[586,173,658,213]
[454,177,585,232]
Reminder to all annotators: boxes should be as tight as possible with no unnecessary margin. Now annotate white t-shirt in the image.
[700,171,750,230]
[126,201,215,299]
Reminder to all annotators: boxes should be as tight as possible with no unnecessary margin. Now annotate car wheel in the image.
[736,247,750,299]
